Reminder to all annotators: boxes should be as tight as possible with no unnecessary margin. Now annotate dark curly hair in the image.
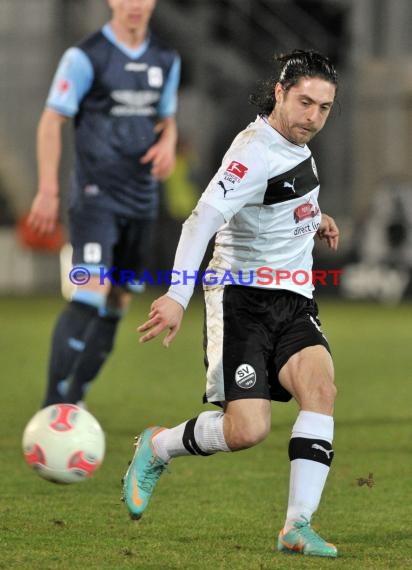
[250,49,338,115]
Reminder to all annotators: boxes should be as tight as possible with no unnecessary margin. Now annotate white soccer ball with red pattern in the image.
[22,404,105,484]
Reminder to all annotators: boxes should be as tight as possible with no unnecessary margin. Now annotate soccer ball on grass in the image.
[22,403,105,484]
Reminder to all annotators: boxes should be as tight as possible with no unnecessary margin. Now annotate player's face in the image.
[272,77,336,146]
[108,0,156,34]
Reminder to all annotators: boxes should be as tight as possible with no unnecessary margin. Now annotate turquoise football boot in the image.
[122,426,167,520]
[278,518,337,557]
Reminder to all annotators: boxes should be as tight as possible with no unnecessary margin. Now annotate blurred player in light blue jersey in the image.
[28,0,180,407]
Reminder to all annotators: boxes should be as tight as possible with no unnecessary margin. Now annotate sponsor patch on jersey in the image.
[292,199,321,237]
[57,78,71,95]
[235,364,257,389]
[83,184,100,196]
[226,161,248,179]
[110,89,159,116]
[125,62,148,72]
[293,201,319,224]
[221,160,249,187]
[148,66,163,88]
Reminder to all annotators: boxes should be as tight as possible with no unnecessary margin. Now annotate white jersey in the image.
[200,115,321,298]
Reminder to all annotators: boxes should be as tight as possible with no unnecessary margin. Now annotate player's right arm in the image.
[28,109,68,234]
[140,55,181,180]
[28,46,94,234]
[138,135,268,347]
[138,201,225,347]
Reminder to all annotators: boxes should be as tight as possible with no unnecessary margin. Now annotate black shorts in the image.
[203,285,330,404]
[69,203,153,291]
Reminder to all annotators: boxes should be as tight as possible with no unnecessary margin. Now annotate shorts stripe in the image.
[204,287,225,403]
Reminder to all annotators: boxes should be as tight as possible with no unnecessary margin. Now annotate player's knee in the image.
[227,417,270,450]
[322,378,337,404]
[309,378,337,408]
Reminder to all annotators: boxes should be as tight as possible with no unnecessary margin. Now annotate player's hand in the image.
[317,213,339,251]
[138,295,184,347]
[140,119,177,180]
[140,139,176,180]
[27,192,59,235]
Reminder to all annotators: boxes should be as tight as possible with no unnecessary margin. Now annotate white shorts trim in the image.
[204,287,225,402]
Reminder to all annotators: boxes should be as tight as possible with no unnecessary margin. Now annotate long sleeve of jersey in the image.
[166,201,225,309]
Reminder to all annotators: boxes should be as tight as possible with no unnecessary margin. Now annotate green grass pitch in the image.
[1,293,411,569]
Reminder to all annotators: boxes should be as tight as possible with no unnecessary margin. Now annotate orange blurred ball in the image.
[17,214,66,252]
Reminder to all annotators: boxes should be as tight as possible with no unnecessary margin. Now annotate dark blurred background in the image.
[1,0,412,302]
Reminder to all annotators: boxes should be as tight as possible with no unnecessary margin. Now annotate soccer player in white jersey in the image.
[123,50,340,558]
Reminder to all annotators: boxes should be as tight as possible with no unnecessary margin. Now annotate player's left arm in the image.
[140,55,181,180]
[317,212,339,250]
[140,116,177,180]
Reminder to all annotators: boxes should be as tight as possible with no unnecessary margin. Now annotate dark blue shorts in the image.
[68,204,153,290]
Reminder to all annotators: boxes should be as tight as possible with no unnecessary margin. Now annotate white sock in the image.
[152,421,190,462]
[153,411,230,463]
[284,411,334,532]
[194,410,230,453]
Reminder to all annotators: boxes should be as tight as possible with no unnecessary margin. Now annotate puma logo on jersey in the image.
[283,177,296,193]
[218,180,234,197]
[312,443,333,459]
